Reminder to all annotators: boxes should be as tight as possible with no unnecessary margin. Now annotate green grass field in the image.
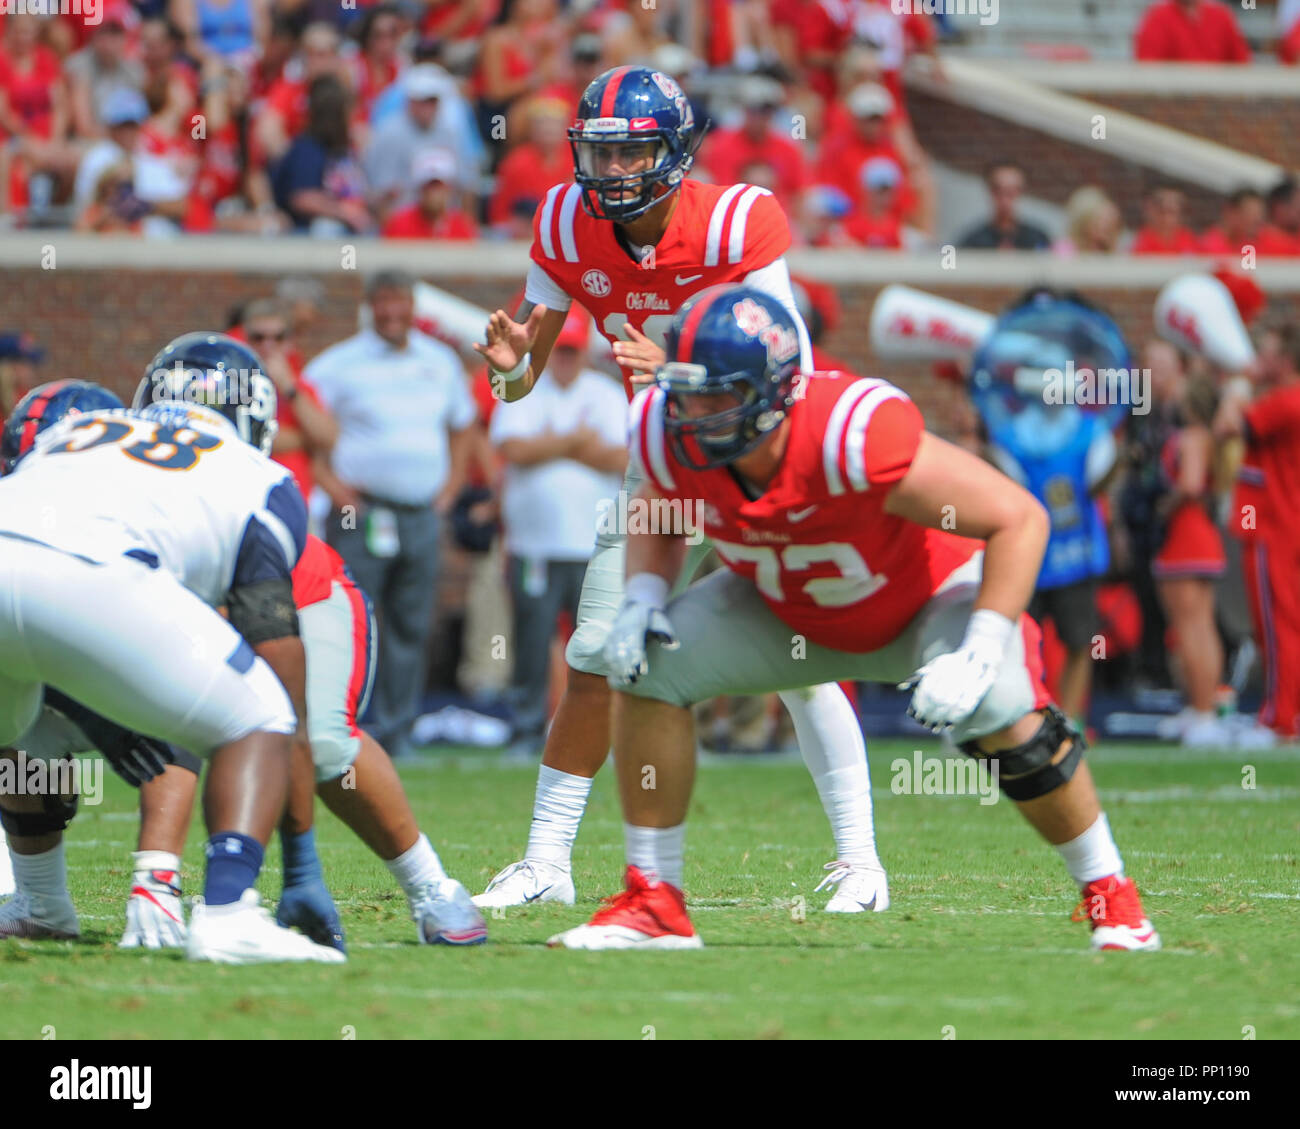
[2,739,1297,1040]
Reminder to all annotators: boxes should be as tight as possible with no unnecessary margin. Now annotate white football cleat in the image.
[815,861,890,913]
[0,890,79,939]
[120,867,187,949]
[1155,706,1198,740]
[472,859,576,908]
[1180,713,1233,749]
[412,878,488,945]
[185,888,346,964]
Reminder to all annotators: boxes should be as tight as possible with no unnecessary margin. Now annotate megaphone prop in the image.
[1154,274,1255,372]
[869,284,996,365]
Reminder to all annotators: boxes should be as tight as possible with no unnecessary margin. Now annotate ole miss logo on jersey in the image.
[531,179,792,397]
[628,372,982,653]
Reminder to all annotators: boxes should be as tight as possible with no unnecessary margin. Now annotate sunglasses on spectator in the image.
[248,330,287,343]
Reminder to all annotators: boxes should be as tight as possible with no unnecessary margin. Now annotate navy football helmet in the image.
[569,65,703,221]
[657,285,802,470]
[969,290,1132,433]
[134,332,278,455]
[1,380,125,475]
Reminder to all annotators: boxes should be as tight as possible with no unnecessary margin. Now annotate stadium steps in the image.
[903,55,1288,228]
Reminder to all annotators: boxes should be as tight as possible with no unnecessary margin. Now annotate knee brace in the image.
[959,705,1085,802]
[0,789,79,837]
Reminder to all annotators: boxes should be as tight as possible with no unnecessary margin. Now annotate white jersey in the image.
[0,404,305,607]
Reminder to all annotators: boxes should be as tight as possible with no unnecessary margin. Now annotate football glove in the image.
[899,609,1015,732]
[603,592,679,687]
[42,688,176,787]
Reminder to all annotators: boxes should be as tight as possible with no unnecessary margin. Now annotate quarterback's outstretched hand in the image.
[604,597,679,687]
[899,609,1015,732]
[474,304,548,374]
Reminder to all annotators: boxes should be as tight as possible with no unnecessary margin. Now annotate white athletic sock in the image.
[385,833,447,901]
[1056,812,1124,886]
[624,823,685,889]
[132,850,181,876]
[524,765,593,869]
[13,841,70,907]
[780,685,881,868]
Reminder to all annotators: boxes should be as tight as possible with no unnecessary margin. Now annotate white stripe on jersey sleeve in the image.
[727,186,772,265]
[844,385,909,493]
[524,260,574,312]
[822,378,882,496]
[539,184,564,259]
[558,184,581,263]
[704,184,746,267]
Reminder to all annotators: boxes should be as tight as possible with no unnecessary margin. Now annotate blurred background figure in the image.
[305,270,479,760]
[1134,0,1250,63]
[488,309,627,755]
[381,147,478,240]
[487,95,570,231]
[959,161,1049,251]
[1131,184,1200,255]
[1054,187,1123,256]
[0,332,43,425]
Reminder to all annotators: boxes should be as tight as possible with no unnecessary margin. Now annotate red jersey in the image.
[1130,226,1201,255]
[381,205,478,240]
[530,179,792,396]
[293,533,349,609]
[1237,382,1300,545]
[1134,0,1250,63]
[629,372,981,652]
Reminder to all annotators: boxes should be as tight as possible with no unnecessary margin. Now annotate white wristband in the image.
[625,572,670,610]
[962,608,1016,660]
[490,351,531,384]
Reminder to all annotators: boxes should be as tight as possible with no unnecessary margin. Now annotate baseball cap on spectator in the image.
[554,307,590,350]
[738,75,783,112]
[861,156,902,192]
[0,333,44,362]
[804,184,853,220]
[572,33,602,63]
[846,83,894,120]
[651,43,700,81]
[412,148,457,186]
[102,88,150,127]
[97,0,138,32]
[403,64,455,103]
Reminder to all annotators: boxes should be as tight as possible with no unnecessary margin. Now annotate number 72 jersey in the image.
[629,373,983,653]
[0,405,305,609]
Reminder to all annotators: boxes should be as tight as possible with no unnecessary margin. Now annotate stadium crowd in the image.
[0,1,1297,252]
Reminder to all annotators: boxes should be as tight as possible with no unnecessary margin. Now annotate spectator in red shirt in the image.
[0,14,71,215]
[814,83,910,212]
[1261,176,1300,254]
[1281,0,1300,63]
[382,148,478,240]
[347,4,405,131]
[138,18,199,137]
[488,95,570,229]
[844,156,905,249]
[233,298,337,503]
[1199,187,1267,256]
[795,183,855,247]
[1135,0,1250,63]
[1131,185,1201,254]
[699,76,807,208]
[254,22,343,163]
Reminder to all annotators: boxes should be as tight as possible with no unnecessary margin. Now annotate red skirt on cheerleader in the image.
[1153,501,1226,579]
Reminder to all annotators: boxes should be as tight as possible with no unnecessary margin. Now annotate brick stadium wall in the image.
[907,91,1250,230]
[1080,94,1300,174]
[11,266,1296,442]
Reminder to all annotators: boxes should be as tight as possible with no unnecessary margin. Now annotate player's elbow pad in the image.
[226,578,300,645]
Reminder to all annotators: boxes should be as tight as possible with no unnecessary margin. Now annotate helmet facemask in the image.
[570,129,691,221]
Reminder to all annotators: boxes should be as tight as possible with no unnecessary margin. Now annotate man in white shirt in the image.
[305,270,478,759]
[490,310,628,753]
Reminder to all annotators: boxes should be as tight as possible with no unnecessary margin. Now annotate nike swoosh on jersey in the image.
[675,274,704,285]
[788,506,819,523]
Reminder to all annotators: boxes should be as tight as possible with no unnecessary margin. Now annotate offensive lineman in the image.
[473,66,886,912]
[550,285,1161,952]
[0,380,343,963]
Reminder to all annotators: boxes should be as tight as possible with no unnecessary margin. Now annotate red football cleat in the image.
[1073,875,1161,951]
[547,865,703,950]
